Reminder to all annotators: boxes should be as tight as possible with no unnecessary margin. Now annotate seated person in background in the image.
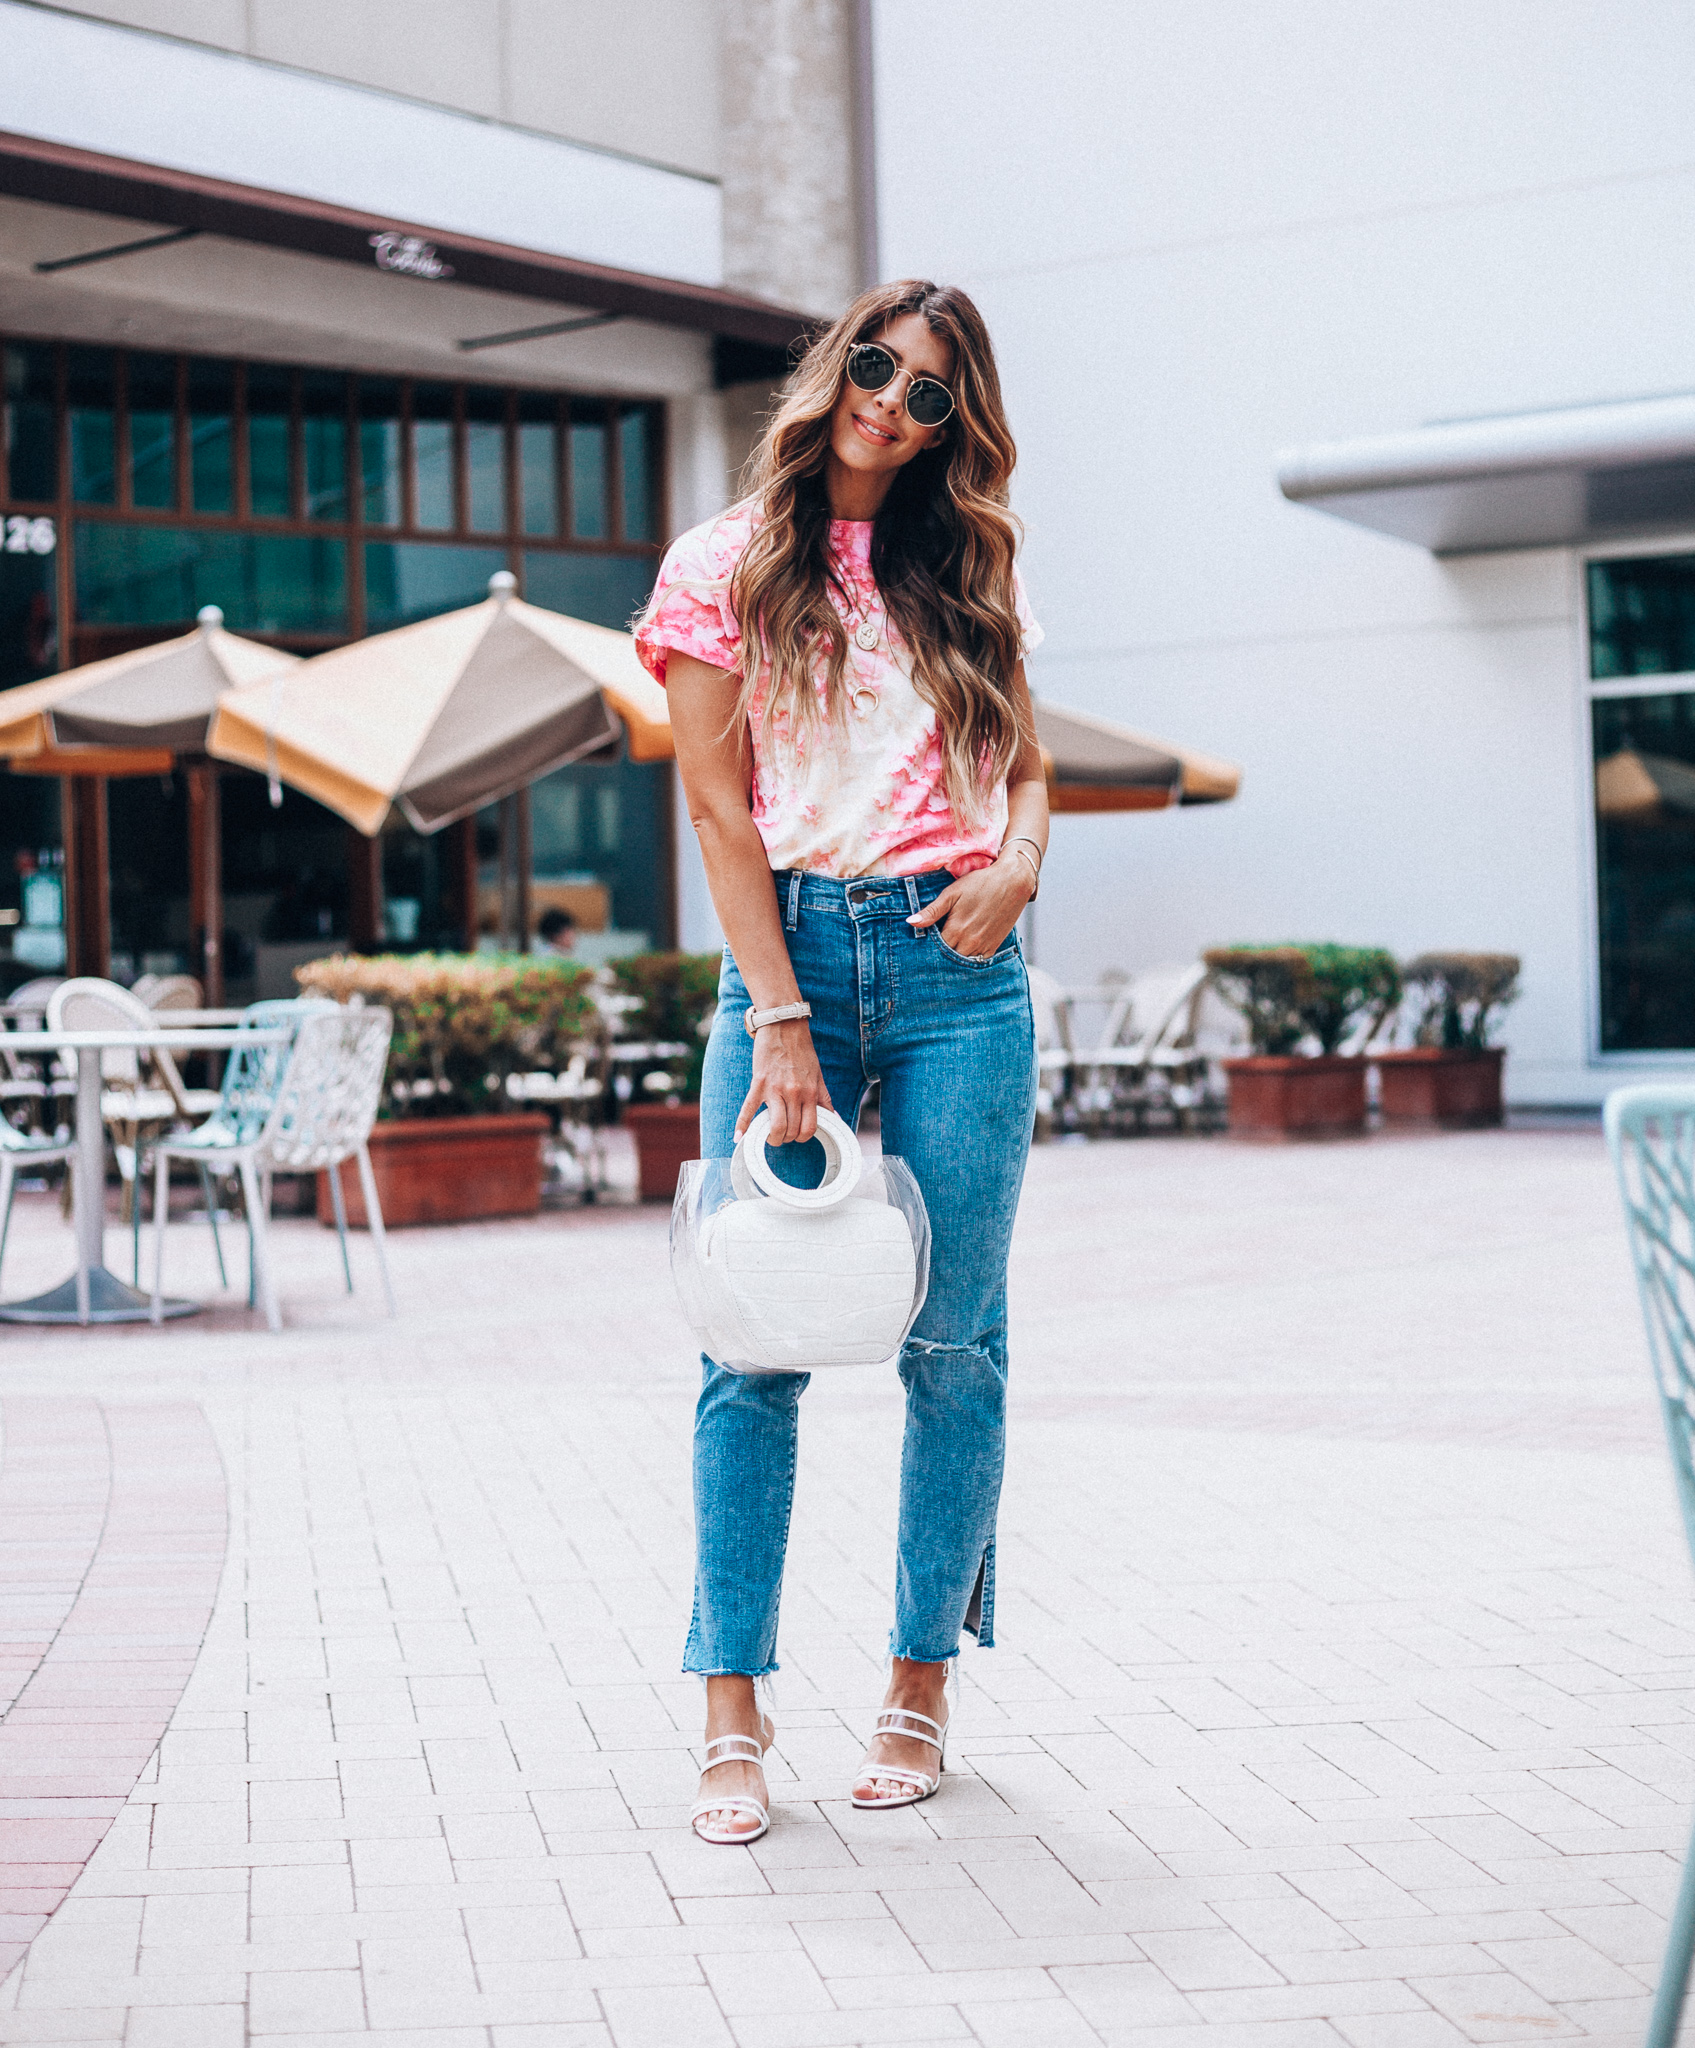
[533,907,577,959]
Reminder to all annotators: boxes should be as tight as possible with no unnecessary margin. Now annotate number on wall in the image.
[3,517,56,555]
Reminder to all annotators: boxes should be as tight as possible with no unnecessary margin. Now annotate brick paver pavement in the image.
[0,1125,1685,2047]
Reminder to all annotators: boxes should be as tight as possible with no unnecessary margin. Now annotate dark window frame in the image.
[1,335,669,654]
[1585,545,1695,1058]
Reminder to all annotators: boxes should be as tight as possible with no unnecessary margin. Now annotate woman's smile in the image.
[852,411,899,447]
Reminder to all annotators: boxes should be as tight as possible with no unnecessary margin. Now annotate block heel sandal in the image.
[690,1716,774,1845]
[851,1668,955,1810]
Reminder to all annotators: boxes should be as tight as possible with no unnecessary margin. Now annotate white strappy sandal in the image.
[690,1716,774,1845]
[851,1667,955,1810]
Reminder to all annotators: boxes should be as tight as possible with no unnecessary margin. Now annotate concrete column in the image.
[720,0,866,318]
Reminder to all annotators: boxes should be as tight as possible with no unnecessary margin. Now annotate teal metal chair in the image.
[1605,1084,1695,2048]
[0,1113,76,1293]
[139,998,339,1303]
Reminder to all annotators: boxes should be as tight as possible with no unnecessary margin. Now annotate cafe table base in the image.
[0,1265,198,1325]
[0,1026,286,1329]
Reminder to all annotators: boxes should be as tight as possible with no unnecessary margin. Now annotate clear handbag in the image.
[670,1106,931,1374]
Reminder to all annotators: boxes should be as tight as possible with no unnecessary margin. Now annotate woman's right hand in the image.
[737,1017,833,1143]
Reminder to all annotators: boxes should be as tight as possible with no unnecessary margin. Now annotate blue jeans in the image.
[684,868,1038,1676]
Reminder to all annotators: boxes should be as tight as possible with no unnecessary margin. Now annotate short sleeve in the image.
[1012,563,1043,657]
[633,512,746,685]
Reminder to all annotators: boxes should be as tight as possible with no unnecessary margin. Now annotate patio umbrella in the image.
[0,606,298,758]
[1033,700,1240,812]
[207,572,673,836]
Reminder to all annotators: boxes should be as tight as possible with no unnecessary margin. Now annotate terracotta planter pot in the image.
[625,1101,701,1201]
[1374,1047,1505,1126]
[317,1114,548,1229]
[1222,1055,1368,1136]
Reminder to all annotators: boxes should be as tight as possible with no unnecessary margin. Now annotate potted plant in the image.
[1374,953,1520,1125]
[296,953,597,1226]
[1205,943,1401,1136]
[608,951,720,1200]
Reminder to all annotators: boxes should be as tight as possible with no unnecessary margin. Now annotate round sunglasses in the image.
[846,343,955,428]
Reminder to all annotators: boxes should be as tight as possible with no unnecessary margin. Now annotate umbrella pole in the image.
[347,829,383,951]
[516,786,532,954]
[448,817,478,952]
[187,762,224,1006]
[62,774,110,979]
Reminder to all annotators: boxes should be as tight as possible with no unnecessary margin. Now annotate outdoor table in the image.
[0,1026,288,1327]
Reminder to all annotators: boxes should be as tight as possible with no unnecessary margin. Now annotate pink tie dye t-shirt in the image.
[634,501,1042,880]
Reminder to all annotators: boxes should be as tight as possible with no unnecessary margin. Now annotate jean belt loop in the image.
[904,875,920,916]
[785,872,801,933]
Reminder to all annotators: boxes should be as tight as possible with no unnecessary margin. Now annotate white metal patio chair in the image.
[134,974,204,1012]
[48,978,222,1275]
[150,1006,395,1331]
[1025,967,1076,1135]
[1077,963,1209,1130]
[1,978,73,1132]
[1604,1084,1695,2048]
[0,1111,76,1292]
[139,997,340,1303]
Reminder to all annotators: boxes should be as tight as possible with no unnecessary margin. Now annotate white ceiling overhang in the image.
[1277,392,1695,555]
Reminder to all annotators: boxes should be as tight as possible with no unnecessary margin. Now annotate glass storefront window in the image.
[0,776,65,996]
[518,394,559,538]
[1593,688,1695,1051]
[619,406,656,541]
[0,547,58,691]
[128,352,177,511]
[187,358,234,514]
[246,362,294,518]
[108,771,191,982]
[569,400,607,539]
[220,772,350,1002]
[1590,555,1695,680]
[301,371,348,523]
[2,336,672,954]
[465,387,506,534]
[530,756,668,953]
[523,550,654,632]
[76,523,348,634]
[365,540,505,632]
[67,347,116,506]
[413,384,455,531]
[4,343,57,503]
[358,378,402,528]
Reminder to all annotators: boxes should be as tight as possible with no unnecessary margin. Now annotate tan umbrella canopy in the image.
[208,572,673,836]
[0,606,298,760]
[1033,700,1240,812]
[1595,747,1695,822]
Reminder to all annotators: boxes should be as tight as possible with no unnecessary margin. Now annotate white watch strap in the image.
[745,1000,813,1036]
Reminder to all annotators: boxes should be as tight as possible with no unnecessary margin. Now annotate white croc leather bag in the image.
[670,1107,930,1374]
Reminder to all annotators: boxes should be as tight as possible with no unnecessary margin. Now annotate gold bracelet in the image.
[1000,842,1040,898]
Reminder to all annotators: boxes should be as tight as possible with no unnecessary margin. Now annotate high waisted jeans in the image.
[684,868,1038,1677]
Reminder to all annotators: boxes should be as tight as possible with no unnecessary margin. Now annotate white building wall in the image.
[874,0,1695,1102]
[35,0,726,179]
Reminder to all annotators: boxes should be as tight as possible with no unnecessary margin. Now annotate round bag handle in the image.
[731,1106,864,1210]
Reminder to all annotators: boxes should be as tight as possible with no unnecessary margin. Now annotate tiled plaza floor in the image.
[0,1123,1686,2048]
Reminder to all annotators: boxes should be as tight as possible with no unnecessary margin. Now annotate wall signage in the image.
[368,232,455,280]
[3,516,55,555]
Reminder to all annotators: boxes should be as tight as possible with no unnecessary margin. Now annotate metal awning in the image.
[0,131,809,354]
[1277,391,1695,555]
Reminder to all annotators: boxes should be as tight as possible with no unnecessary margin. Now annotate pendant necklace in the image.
[844,584,882,653]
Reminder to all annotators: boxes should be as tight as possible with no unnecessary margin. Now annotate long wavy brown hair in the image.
[726,279,1025,820]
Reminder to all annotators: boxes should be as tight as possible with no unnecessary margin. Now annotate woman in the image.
[635,279,1046,1844]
